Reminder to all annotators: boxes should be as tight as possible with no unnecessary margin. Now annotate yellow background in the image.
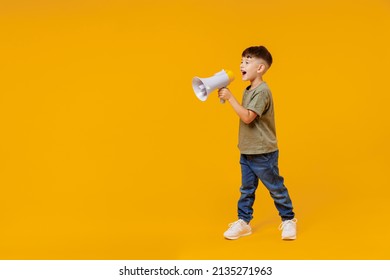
[1,0,389,259]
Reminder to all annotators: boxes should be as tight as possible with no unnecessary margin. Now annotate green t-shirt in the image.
[238,82,278,154]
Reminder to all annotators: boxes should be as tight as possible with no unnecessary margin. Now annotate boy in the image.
[218,46,297,240]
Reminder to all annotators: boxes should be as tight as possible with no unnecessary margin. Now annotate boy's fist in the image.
[218,87,232,101]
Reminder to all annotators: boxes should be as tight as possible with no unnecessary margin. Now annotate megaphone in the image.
[192,69,234,103]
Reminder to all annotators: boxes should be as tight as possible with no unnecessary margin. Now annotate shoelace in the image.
[228,219,245,228]
[228,221,240,228]
[278,218,297,230]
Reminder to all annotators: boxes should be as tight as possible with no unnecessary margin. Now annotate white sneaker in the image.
[224,219,252,240]
[279,218,297,240]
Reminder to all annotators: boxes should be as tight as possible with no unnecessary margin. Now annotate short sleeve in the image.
[246,90,269,117]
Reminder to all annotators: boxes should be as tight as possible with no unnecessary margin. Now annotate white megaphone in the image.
[192,69,235,103]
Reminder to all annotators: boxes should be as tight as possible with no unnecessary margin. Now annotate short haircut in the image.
[242,46,273,68]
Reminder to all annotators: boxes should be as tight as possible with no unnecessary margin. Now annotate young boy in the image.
[218,46,297,240]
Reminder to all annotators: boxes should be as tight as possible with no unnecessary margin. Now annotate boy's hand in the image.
[218,87,232,101]
[218,87,257,124]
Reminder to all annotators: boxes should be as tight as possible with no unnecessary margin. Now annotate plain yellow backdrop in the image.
[1,0,389,259]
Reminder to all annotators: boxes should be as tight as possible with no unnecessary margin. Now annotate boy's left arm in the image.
[218,88,257,124]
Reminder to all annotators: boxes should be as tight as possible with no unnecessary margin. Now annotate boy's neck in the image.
[248,76,264,90]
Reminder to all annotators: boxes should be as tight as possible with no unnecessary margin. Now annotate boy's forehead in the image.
[241,55,260,62]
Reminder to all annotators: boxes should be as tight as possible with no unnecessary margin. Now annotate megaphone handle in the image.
[219,86,227,104]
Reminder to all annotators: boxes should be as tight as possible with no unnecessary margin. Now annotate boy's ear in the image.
[257,63,266,73]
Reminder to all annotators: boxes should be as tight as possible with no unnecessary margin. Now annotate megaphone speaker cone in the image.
[192,69,234,102]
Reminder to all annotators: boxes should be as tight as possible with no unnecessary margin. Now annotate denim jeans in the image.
[238,150,295,223]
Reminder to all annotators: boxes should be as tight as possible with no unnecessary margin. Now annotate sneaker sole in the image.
[282,235,296,240]
[224,231,252,240]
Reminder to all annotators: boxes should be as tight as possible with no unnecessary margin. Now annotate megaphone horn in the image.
[192,69,235,103]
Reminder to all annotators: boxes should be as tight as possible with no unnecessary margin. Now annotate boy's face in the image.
[240,56,266,81]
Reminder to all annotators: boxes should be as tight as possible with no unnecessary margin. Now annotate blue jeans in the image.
[238,150,295,223]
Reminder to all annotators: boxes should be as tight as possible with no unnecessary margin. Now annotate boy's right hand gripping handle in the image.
[220,70,235,104]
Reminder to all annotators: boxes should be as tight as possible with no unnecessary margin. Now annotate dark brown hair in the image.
[242,46,273,68]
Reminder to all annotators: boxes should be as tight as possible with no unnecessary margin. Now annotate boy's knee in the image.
[269,188,287,199]
[240,184,257,194]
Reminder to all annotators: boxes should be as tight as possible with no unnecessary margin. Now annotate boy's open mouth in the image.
[241,71,247,75]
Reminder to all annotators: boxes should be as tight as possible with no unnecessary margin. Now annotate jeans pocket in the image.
[256,151,276,163]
